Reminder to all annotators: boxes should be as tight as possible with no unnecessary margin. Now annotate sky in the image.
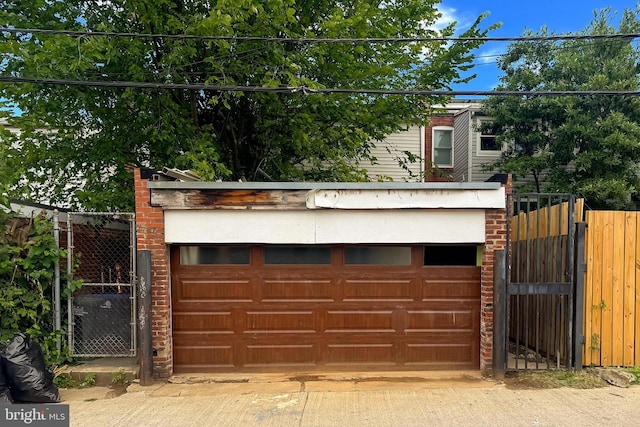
[440,0,637,94]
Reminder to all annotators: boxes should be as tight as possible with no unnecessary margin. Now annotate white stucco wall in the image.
[164,209,487,244]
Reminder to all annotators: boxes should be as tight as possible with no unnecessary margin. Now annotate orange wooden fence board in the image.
[583,210,640,367]
[636,213,640,366]
[611,212,625,366]
[623,212,636,366]
[583,212,594,366]
[511,199,585,241]
[600,211,614,366]
[586,210,604,365]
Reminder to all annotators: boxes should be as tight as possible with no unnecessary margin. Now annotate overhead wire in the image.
[1,76,639,96]
[2,27,640,96]
[1,26,640,43]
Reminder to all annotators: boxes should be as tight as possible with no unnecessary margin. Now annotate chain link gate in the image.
[67,213,137,357]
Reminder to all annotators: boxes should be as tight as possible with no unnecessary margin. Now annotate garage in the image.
[134,169,508,376]
[171,245,480,372]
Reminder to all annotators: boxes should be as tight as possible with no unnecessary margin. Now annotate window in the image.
[264,246,331,264]
[432,126,453,167]
[345,246,411,265]
[479,122,499,152]
[180,246,250,264]
[423,245,479,266]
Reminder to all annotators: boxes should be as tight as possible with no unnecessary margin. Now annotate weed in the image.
[625,367,640,384]
[590,333,600,352]
[111,369,129,385]
[54,373,97,389]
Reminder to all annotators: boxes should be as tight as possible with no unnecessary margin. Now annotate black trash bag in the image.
[0,343,14,404]
[2,333,60,403]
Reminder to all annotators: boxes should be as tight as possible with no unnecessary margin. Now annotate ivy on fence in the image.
[0,201,82,366]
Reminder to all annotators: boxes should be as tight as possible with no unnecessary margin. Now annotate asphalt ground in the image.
[59,371,640,427]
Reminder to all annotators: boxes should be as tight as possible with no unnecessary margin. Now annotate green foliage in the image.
[590,333,600,352]
[626,366,640,384]
[0,210,80,367]
[111,369,129,385]
[54,373,97,389]
[482,6,640,209]
[0,0,497,210]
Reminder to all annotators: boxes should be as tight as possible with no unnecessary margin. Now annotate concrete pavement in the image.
[60,371,640,426]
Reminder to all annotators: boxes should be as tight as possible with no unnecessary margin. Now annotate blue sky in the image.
[440,0,637,92]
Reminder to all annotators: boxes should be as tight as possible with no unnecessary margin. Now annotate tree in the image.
[0,0,495,211]
[482,7,640,209]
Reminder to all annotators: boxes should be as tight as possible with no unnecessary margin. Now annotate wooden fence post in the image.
[573,222,586,371]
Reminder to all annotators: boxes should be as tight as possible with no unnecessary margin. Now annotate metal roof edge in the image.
[147,181,503,191]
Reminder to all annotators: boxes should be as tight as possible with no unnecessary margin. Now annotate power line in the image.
[1,27,640,43]
[2,76,640,96]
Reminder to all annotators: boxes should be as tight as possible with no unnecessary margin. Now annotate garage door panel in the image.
[243,310,316,333]
[423,267,481,279]
[173,332,238,347]
[405,309,476,331]
[342,279,415,301]
[245,344,316,367]
[326,343,396,365]
[325,310,395,333]
[405,343,476,366]
[412,299,480,310]
[173,312,234,333]
[176,278,253,302]
[422,284,480,299]
[261,279,335,302]
[173,345,235,369]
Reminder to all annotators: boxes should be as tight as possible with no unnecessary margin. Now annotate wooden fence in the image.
[511,201,640,367]
[510,198,585,240]
[583,211,640,367]
[508,197,584,369]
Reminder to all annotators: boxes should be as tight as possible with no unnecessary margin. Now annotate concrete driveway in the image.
[61,371,640,426]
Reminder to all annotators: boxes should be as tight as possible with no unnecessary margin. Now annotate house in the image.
[134,168,509,376]
[365,100,500,184]
[424,100,501,183]
[447,100,501,183]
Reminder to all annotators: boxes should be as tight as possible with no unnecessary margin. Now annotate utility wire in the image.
[2,76,639,96]
[1,27,640,43]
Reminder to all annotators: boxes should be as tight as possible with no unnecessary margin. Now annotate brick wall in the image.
[134,169,173,378]
[479,175,511,373]
[424,115,454,182]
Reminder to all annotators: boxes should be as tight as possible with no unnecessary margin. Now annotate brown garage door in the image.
[171,245,480,372]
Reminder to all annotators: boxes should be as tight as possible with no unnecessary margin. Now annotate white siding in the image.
[365,126,423,182]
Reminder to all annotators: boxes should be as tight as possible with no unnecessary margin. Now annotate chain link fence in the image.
[67,213,136,357]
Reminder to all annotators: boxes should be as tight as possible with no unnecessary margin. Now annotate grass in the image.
[625,367,640,384]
